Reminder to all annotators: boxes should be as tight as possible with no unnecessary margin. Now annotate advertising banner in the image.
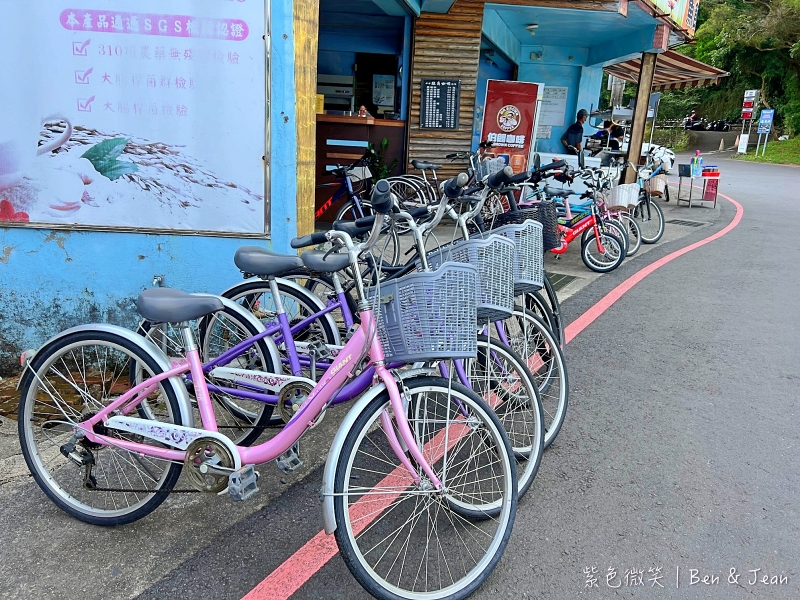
[757,109,775,135]
[0,0,267,234]
[651,0,699,37]
[479,80,540,174]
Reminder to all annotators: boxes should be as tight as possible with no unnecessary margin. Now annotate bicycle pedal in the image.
[228,465,259,502]
[276,443,303,474]
[308,340,331,360]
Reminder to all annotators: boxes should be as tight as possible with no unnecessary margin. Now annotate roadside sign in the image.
[737,134,750,154]
[744,89,759,99]
[757,109,775,134]
[741,110,753,120]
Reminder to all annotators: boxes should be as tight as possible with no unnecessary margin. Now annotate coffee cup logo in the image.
[497,105,521,133]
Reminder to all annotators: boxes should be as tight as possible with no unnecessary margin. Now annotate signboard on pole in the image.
[0,0,268,234]
[480,80,540,174]
[757,109,775,134]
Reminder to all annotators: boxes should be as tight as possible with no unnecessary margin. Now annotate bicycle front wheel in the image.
[632,193,664,243]
[463,336,544,499]
[581,230,625,273]
[495,308,569,448]
[18,330,184,526]
[333,376,517,600]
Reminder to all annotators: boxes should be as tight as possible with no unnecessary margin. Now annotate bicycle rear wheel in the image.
[18,330,183,525]
[333,376,517,600]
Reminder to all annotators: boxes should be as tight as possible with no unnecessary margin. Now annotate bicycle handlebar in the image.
[487,166,514,190]
[290,231,329,249]
[443,173,469,199]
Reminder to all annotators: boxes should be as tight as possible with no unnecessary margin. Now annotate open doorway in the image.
[355,52,400,118]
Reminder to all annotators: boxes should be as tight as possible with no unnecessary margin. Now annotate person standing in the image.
[561,109,588,154]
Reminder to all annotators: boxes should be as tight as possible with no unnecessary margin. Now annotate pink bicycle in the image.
[17,183,517,600]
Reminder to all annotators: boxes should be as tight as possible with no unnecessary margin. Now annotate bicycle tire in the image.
[619,213,642,257]
[494,308,569,448]
[463,335,544,500]
[18,329,184,526]
[221,279,340,367]
[632,192,664,244]
[522,291,560,348]
[332,376,517,600]
[581,230,625,273]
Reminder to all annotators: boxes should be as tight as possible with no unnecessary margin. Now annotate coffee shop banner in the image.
[0,0,267,234]
[480,80,541,175]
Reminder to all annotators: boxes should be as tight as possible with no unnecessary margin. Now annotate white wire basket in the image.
[608,183,641,210]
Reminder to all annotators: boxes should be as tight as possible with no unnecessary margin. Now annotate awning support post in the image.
[624,51,657,184]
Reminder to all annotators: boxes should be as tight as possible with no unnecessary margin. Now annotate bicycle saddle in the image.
[137,288,223,323]
[544,186,576,198]
[234,246,304,277]
[301,250,351,273]
[411,159,442,171]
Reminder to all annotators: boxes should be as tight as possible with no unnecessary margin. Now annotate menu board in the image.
[0,0,268,234]
[420,79,460,129]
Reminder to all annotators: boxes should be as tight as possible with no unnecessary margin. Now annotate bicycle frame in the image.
[315,169,370,220]
[79,308,443,487]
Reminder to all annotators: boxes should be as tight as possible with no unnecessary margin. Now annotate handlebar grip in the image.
[332,220,374,237]
[408,206,430,218]
[509,171,530,184]
[370,179,394,214]
[291,231,328,249]
[353,214,378,228]
[443,172,469,199]
[445,153,458,159]
[487,165,514,189]
[536,160,567,173]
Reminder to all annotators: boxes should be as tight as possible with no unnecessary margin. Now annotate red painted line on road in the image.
[565,191,743,343]
[244,191,745,600]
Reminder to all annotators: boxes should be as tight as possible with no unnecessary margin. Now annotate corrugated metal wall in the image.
[407,0,485,180]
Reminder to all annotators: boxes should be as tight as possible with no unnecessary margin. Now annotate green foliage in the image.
[659,0,800,135]
[646,126,692,152]
[734,134,800,164]
[81,138,138,180]
[366,138,398,182]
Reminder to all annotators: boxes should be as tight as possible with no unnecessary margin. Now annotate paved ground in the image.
[1,153,798,599]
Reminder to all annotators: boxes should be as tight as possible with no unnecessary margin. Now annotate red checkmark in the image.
[77,96,95,112]
[73,39,91,56]
[74,67,93,84]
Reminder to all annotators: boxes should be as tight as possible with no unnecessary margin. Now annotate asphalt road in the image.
[1,154,798,600]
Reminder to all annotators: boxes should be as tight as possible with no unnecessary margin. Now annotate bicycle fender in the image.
[19,323,195,428]
[321,368,436,535]
[220,277,342,346]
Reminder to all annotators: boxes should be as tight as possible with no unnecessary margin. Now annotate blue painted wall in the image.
[518,58,582,154]
[0,1,298,374]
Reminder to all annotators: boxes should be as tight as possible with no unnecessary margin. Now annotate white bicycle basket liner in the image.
[419,235,515,322]
[646,173,668,197]
[479,219,544,294]
[609,183,640,210]
[367,262,479,363]
[476,157,506,181]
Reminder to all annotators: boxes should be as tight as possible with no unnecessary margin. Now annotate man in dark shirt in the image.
[561,109,588,154]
